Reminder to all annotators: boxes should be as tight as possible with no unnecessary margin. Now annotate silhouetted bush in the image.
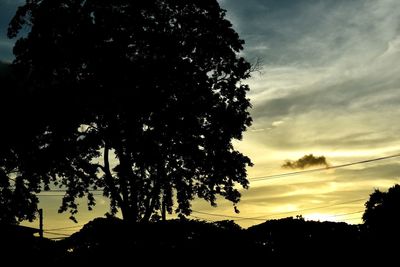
[362,184,400,256]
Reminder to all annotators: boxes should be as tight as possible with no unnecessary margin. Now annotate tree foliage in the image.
[5,0,253,222]
[0,62,40,224]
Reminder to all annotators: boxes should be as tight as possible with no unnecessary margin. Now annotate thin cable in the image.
[330,210,364,218]
[236,198,367,221]
[6,153,400,187]
[190,215,213,221]
[344,216,364,221]
[191,210,246,219]
[37,194,68,197]
[249,153,400,182]
[43,231,71,237]
[45,189,103,192]
[192,210,365,223]
[38,193,103,196]
[192,197,366,221]
[46,224,85,231]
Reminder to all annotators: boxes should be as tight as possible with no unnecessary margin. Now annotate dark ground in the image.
[1,216,396,265]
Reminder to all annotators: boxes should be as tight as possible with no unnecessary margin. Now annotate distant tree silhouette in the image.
[247,216,362,261]
[7,0,253,222]
[55,217,253,265]
[0,173,39,224]
[362,184,400,236]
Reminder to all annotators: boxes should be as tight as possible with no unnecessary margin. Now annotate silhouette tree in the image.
[7,0,253,222]
[362,184,400,235]
[0,173,39,224]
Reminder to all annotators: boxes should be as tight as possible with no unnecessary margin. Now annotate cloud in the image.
[249,128,265,133]
[222,1,400,225]
[282,154,329,169]
[222,0,400,119]
[271,120,284,127]
[233,0,400,177]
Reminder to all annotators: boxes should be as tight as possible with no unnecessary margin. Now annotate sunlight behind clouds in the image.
[215,0,400,226]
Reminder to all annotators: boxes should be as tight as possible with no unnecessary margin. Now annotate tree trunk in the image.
[142,180,160,222]
[115,146,139,223]
[120,204,137,223]
[161,197,166,221]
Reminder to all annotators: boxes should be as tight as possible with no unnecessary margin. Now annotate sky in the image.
[1,0,400,237]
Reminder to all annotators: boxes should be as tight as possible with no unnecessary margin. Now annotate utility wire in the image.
[37,194,69,197]
[191,210,365,223]
[43,231,71,237]
[330,210,364,218]
[235,198,367,221]
[45,189,103,192]
[190,215,213,221]
[38,193,103,197]
[192,197,367,221]
[46,224,85,231]
[51,228,82,232]
[6,153,400,193]
[192,210,245,219]
[344,216,364,221]
[249,153,400,182]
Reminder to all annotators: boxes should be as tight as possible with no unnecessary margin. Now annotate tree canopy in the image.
[0,62,40,224]
[4,0,253,222]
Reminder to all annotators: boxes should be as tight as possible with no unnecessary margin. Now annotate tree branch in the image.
[248,57,263,75]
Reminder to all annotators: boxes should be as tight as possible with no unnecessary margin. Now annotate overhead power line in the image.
[190,215,214,222]
[249,153,400,182]
[191,209,365,223]
[330,210,364,218]
[43,231,71,237]
[234,198,366,221]
[192,210,245,219]
[191,197,367,221]
[46,224,85,231]
[34,152,400,193]
[38,193,103,197]
[45,189,103,192]
[343,215,364,221]
[5,152,400,192]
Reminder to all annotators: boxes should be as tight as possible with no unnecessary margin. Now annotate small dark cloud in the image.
[282,154,329,169]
